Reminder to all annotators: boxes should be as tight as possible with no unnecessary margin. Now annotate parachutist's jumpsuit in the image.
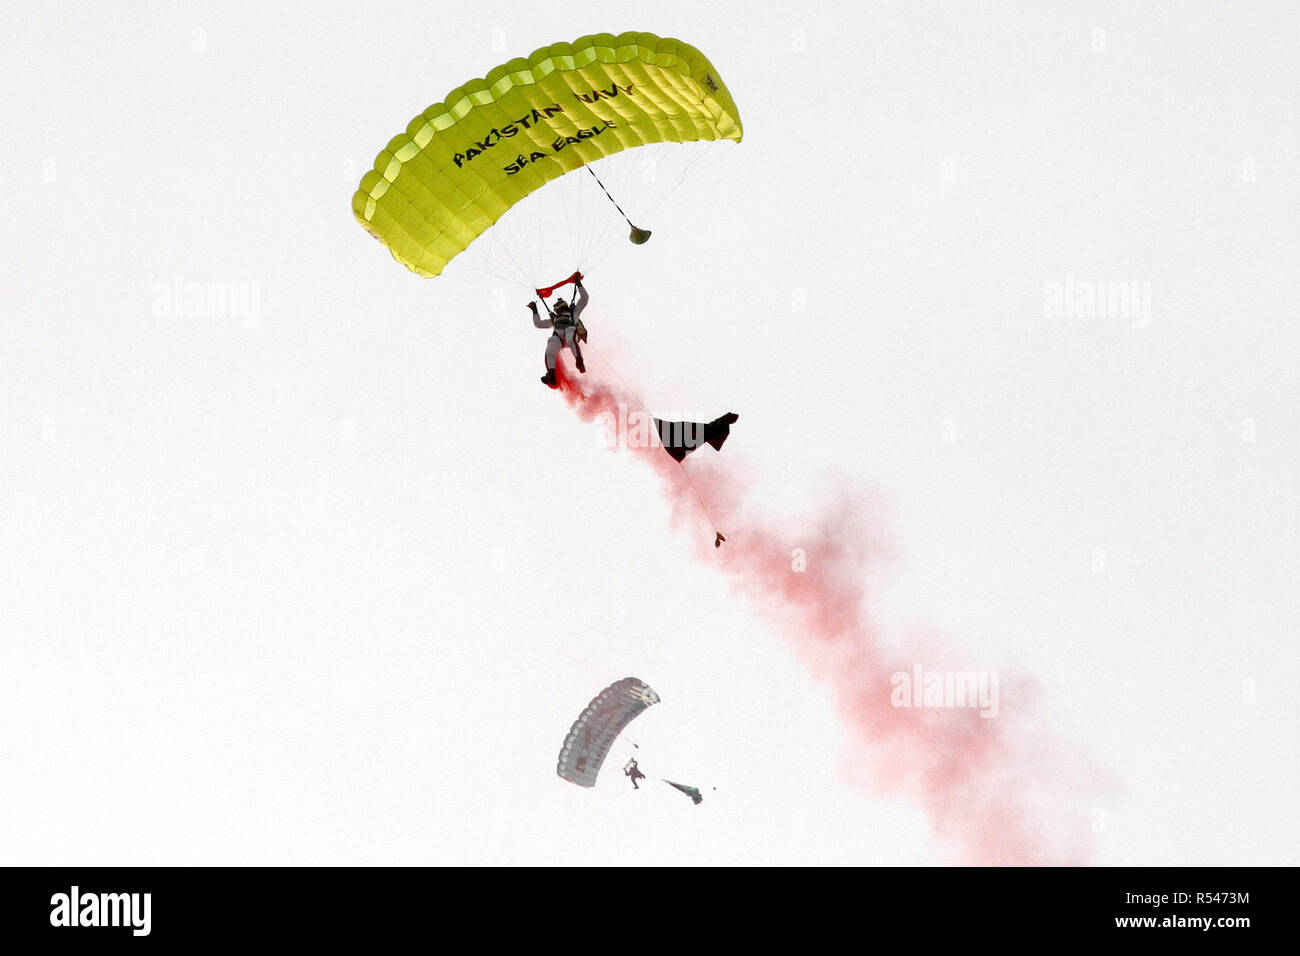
[625,759,647,790]
[533,283,589,374]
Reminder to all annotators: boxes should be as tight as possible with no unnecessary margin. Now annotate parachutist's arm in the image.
[529,302,553,329]
[571,281,590,320]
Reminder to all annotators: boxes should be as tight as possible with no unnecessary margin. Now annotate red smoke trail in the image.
[555,361,1110,865]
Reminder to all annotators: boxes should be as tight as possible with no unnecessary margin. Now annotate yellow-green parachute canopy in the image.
[352,32,743,277]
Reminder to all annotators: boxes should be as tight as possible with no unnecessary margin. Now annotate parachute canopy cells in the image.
[557,677,660,787]
[353,32,743,277]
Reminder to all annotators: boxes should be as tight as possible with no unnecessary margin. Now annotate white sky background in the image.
[2,1,1297,865]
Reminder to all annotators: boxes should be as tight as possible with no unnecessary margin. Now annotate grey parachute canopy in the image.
[557,677,660,787]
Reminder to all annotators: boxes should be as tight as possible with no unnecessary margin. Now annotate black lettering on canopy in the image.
[452,104,565,167]
[549,120,617,154]
[572,83,636,104]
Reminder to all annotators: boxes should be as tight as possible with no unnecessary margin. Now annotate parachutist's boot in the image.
[541,370,559,388]
[575,352,586,374]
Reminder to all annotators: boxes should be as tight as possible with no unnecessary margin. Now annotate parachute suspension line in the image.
[583,343,726,547]
[557,167,585,277]
[677,454,728,550]
[584,165,652,245]
[469,196,536,293]
[584,164,633,228]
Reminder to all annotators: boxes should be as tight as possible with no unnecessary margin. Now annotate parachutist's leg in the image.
[560,327,584,373]
[541,335,561,388]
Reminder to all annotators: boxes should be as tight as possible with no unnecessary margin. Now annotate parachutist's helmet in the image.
[554,300,570,313]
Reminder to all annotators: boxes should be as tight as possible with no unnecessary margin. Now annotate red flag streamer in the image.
[535,271,584,300]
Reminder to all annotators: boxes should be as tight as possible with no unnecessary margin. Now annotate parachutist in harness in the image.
[624,758,647,790]
[529,279,589,388]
